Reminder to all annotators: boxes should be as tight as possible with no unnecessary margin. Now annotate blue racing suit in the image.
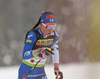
[18,27,59,79]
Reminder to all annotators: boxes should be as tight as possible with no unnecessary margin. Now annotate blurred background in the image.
[0,0,100,79]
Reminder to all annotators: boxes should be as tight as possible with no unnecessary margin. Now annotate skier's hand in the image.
[54,67,63,79]
[38,47,54,56]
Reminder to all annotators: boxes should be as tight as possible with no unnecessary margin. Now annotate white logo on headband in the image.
[50,19,54,22]
[41,20,43,22]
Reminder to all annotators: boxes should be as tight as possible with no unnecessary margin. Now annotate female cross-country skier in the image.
[18,11,63,79]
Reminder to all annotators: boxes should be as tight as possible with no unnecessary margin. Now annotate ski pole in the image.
[23,48,54,79]
[23,54,46,79]
[56,75,58,79]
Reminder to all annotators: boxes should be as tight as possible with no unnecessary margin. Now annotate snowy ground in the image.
[0,62,100,79]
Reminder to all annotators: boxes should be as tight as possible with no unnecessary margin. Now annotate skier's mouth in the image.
[48,33,51,35]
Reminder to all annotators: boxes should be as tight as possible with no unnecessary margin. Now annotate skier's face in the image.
[40,23,56,36]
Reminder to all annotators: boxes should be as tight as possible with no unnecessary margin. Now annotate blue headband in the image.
[40,14,56,24]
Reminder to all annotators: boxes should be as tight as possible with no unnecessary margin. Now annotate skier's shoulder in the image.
[25,30,37,43]
[52,31,59,44]
[54,31,59,37]
[31,27,42,36]
[27,31,36,38]
[53,31,59,41]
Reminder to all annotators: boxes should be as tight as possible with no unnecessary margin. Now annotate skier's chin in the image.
[47,33,51,36]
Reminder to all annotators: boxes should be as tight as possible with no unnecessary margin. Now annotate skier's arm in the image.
[22,31,37,59]
[52,33,59,65]
[52,33,63,79]
[54,63,59,68]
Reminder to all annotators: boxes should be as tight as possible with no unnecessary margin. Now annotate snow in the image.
[0,63,100,79]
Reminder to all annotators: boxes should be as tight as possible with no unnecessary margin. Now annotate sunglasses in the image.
[42,23,56,30]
